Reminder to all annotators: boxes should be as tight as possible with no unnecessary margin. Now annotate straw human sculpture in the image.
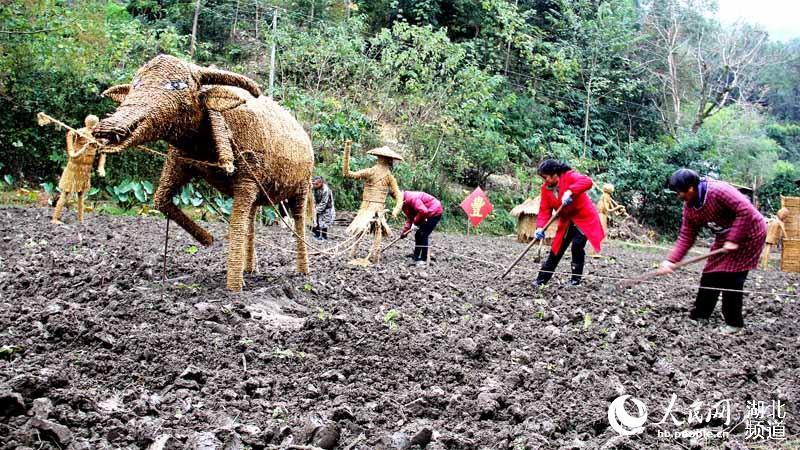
[762,207,789,269]
[342,140,403,264]
[51,114,107,224]
[596,183,627,234]
[92,54,314,291]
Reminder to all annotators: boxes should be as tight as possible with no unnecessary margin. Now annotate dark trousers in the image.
[312,225,328,239]
[414,214,442,261]
[691,271,748,327]
[535,222,587,284]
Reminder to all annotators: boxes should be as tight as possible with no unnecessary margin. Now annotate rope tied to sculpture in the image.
[37,112,227,170]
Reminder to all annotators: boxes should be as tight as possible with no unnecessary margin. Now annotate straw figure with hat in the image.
[342,140,404,264]
[51,114,108,224]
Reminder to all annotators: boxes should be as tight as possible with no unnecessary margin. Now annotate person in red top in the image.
[399,191,444,266]
[657,169,766,334]
[533,160,604,286]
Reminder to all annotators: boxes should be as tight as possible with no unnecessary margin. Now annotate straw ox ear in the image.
[102,84,131,104]
[192,66,262,98]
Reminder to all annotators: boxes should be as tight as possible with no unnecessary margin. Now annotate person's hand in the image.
[392,207,401,219]
[657,260,676,275]
[400,229,410,238]
[410,224,419,233]
[98,167,106,177]
[534,228,545,241]
[723,241,739,252]
[561,190,573,206]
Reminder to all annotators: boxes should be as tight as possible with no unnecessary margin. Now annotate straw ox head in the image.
[93,54,261,148]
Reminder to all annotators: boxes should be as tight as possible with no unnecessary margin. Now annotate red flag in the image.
[460,187,493,228]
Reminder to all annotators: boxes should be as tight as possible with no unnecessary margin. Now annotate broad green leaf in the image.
[142,180,155,194]
[133,186,146,203]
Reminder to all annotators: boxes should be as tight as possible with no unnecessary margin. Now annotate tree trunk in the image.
[582,76,593,159]
[189,0,202,58]
[504,0,519,75]
[231,0,239,39]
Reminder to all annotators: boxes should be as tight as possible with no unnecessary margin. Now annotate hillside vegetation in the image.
[3,0,800,234]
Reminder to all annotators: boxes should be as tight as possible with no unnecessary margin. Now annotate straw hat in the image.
[367,146,404,161]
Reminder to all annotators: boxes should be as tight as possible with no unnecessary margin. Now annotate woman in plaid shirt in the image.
[658,169,766,334]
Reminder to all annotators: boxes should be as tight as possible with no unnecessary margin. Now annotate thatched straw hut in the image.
[510,196,556,243]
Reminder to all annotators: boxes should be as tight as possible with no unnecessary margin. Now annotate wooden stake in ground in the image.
[163,218,170,281]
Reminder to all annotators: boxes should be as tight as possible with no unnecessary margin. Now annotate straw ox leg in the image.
[289,188,310,274]
[226,181,259,291]
[153,158,213,246]
[244,205,259,274]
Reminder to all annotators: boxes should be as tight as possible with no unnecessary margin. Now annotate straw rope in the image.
[37,112,226,170]
[251,232,800,298]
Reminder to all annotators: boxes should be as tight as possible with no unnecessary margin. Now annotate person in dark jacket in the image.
[312,176,335,240]
[657,169,766,334]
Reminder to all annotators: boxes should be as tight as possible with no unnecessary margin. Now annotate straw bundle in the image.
[511,197,556,243]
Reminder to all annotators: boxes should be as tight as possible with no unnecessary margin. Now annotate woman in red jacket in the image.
[400,191,444,267]
[534,160,604,286]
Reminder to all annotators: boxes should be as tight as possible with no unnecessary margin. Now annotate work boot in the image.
[570,262,584,285]
[719,324,743,335]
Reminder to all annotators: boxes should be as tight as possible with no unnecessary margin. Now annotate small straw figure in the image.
[343,140,403,264]
[762,207,789,269]
[51,114,107,224]
[596,183,627,234]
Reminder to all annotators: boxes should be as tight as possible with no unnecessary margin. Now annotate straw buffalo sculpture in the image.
[93,54,314,291]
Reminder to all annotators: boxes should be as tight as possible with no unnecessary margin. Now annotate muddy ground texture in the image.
[1,207,799,450]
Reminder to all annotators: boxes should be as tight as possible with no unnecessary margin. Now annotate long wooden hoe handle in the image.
[499,205,564,279]
[621,247,729,288]
[381,234,405,253]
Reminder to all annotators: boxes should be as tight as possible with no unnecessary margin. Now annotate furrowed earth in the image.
[1,207,798,449]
